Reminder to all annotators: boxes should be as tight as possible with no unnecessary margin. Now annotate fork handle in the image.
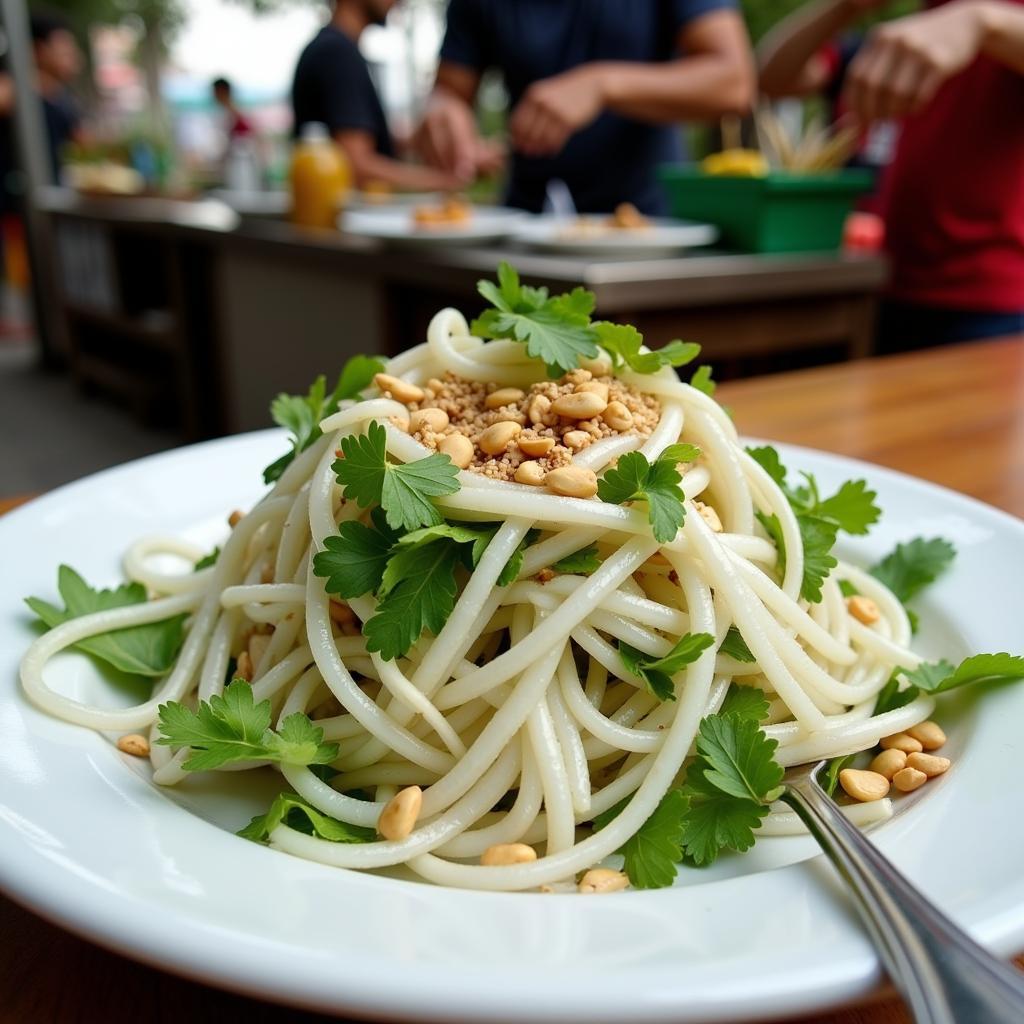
[781,780,1024,1024]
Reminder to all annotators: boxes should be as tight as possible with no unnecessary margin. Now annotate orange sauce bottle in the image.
[290,122,352,229]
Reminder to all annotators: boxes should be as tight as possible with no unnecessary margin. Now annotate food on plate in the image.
[413,196,472,229]
[559,202,652,239]
[66,162,146,196]
[701,149,769,178]
[20,263,1024,893]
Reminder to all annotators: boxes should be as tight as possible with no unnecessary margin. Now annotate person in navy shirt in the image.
[416,0,755,213]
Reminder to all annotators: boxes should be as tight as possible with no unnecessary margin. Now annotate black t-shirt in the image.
[291,25,393,157]
[440,0,736,214]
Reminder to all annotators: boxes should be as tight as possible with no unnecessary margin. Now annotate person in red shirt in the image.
[212,77,254,141]
[759,0,1024,350]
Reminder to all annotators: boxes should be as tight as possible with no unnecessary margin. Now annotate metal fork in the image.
[782,761,1024,1023]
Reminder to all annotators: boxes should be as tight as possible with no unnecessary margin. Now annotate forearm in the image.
[344,148,456,191]
[598,54,755,121]
[758,0,863,95]
[978,0,1024,73]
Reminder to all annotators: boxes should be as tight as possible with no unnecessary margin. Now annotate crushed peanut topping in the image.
[404,370,661,483]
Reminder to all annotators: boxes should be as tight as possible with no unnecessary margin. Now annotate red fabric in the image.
[878,0,1024,311]
[229,112,253,138]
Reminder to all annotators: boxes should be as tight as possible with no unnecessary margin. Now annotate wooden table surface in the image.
[3,335,1023,1024]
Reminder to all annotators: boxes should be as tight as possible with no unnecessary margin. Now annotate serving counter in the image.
[35,188,887,438]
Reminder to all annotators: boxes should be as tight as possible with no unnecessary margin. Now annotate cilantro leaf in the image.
[679,766,768,866]
[695,714,784,804]
[472,262,598,376]
[838,579,859,597]
[313,514,397,599]
[660,442,702,465]
[719,627,755,664]
[597,450,687,543]
[746,445,787,488]
[718,683,769,721]
[551,544,602,575]
[333,422,460,532]
[797,513,839,604]
[156,680,338,772]
[689,365,717,396]
[903,653,1024,694]
[26,565,187,678]
[755,510,787,574]
[593,322,701,375]
[873,674,920,715]
[815,479,881,536]
[822,754,855,797]
[618,632,715,702]
[363,541,462,660]
[194,546,220,572]
[870,537,956,605]
[239,792,374,844]
[263,356,385,483]
[619,789,690,889]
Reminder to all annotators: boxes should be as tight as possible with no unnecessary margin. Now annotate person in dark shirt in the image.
[292,0,462,191]
[0,10,83,207]
[416,0,756,213]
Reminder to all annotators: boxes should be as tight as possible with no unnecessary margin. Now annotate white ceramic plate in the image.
[513,215,718,256]
[208,189,290,218]
[341,205,526,246]
[2,433,1023,1023]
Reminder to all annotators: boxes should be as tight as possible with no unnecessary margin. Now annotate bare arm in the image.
[0,74,15,117]
[509,10,756,157]
[758,0,887,97]
[334,129,464,192]
[845,0,1024,123]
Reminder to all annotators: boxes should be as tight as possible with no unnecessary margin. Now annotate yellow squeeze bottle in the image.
[290,122,352,229]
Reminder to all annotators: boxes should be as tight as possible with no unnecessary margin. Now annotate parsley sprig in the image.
[618,632,715,702]
[26,566,187,678]
[868,537,956,632]
[597,443,701,543]
[157,680,338,772]
[333,421,460,532]
[263,356,384,484]
[239,792,374,845]
[593,322,701,375]
[471,263,599,377]
[550,544,602,575]
[747,445,882,603]
[875,653,1024,716]
[313,515,527,661]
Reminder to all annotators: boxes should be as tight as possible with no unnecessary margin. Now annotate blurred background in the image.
[1,0,1019,495]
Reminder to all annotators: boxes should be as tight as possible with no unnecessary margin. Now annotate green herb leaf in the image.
[695,714,784,804]
[904,653,1024,694]
[194,546,220,572]
[870,537,957,605]
[263,356,385,483]
[679,766,768,866]
[551,544,602,575]
[619,789,690,889]
[718,683,769,721]
[156,680,338,772]
[822,754,854,797]
[26,566,187,678]
[333,422,460,532]
[597,449,687,543]
[472,263,599,376]
[593,322,701,375]
[689,365,717,396]
[239,792,374,844]
[838,579,859,597]
[719,627,755,664]
[814,479,881,536]
[312,513,397,599]
[873,674,920,715]
[618,633,715,702]
[797,513,840,604]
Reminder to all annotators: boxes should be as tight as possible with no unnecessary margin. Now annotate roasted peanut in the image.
[907,720,946,750]
[117,734,150,757]
[551,391,608,419]
[514,461,546,486]
[578,868,629,894]
[563,430,591,450]
[527,394,552,425]
[439,433,474,469]
[518,435,555,457]
[869,748,908,780]
[373,373,424,404]
[880,732,923,754]
[577,381,610,402]
[545,465,598,498]
[602,401,634,431]
[485,387,525,410]
[479,421,522,455]
[481,842,537,866]
[906,752,951,777]
[235,650,253,682]
[228,509,244,528]
[378,786,423,840]
[839,768,891,802]
[426,377,445,393]
[847,595,881,625]
[892,767,928,792]
[409,408,450,433]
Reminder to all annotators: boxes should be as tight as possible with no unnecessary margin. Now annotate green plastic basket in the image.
[659,167,875,253]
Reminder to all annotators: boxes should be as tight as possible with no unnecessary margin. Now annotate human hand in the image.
[415,88,481,182]
[508,65,607,158]
[843,0,989,122]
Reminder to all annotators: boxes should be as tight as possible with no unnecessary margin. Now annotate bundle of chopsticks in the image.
[755,107,860,172]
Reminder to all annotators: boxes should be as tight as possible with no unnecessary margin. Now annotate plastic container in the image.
[290,122,352,229]
[658,167,875,253]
